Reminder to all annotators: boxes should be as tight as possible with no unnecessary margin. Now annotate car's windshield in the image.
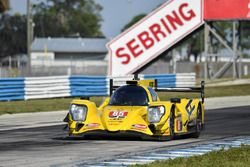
[109,85,148,106]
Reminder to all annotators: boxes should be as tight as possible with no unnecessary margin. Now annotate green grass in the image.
[131,145,250,167]
[0,84,250,115]
[0,97,104,115]
[0,98,73,115]
[204,84,250,98]
[242,75,250,79]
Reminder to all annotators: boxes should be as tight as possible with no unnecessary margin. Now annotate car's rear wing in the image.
[109,75,205,103]
[154,80,205,103]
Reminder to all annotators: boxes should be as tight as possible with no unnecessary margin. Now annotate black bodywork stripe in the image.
[185,100,195,117]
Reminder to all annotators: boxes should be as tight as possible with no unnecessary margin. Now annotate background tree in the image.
[0,0,9,13]
[33,0,103,37]
[239,21,250,57]
[0,0,26,59]
[0,14,27,59]
[0,0,104,60]
[121,14,146,32]
[184,30,204,62]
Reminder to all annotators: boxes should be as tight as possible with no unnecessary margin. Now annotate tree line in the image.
[0,0,103,60]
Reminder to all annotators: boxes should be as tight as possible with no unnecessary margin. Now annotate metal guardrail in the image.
[0,73,196,101]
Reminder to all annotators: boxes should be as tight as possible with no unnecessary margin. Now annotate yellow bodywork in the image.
[65,80,205,139]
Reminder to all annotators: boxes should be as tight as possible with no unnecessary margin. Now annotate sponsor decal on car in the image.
[86,123,100,128]
[132,124,147,130]
[185,100,195,118]
[109,111,128,119]
[176,114,183,131]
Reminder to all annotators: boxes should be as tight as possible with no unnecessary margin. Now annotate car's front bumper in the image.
[68,129,171,141]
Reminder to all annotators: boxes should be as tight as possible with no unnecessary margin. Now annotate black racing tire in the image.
[143,105,175,141]
[190,104,202,138]
[169,105,175,140]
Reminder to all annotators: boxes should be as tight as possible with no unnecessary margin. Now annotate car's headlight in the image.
[148,106,165,123]
[69,104,87,121]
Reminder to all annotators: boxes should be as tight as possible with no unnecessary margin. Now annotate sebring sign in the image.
[107,0,204,76]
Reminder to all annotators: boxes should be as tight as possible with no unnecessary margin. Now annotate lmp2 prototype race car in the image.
[63,77,205,140]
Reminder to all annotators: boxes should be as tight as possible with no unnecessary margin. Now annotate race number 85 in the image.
[109,111,128,118]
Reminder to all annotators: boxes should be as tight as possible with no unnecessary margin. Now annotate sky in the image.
[9,0,164,38]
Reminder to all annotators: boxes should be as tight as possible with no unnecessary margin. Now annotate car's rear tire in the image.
[190,104,202,138]
[169,105,175,140]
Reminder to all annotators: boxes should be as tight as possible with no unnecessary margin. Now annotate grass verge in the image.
[0,84,250,115]
[131,145,250,167]
[0,97,104,115]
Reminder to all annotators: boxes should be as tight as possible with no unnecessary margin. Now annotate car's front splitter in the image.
[69,130,171,141]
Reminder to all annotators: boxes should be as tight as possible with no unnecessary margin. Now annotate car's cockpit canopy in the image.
[109,85,149,106]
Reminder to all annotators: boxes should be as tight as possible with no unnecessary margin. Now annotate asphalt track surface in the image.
[0,106,250,167]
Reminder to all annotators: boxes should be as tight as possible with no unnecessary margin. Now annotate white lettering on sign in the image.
[107,0,203,76]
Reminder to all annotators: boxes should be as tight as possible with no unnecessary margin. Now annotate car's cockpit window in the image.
[148,86,158,101]
[109,85,148,106]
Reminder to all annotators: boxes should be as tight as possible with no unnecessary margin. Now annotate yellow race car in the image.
[63,78,205,140]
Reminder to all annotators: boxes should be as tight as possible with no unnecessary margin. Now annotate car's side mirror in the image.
[170,98,181,103]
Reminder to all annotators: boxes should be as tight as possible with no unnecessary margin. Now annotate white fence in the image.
[0,73,196,101]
